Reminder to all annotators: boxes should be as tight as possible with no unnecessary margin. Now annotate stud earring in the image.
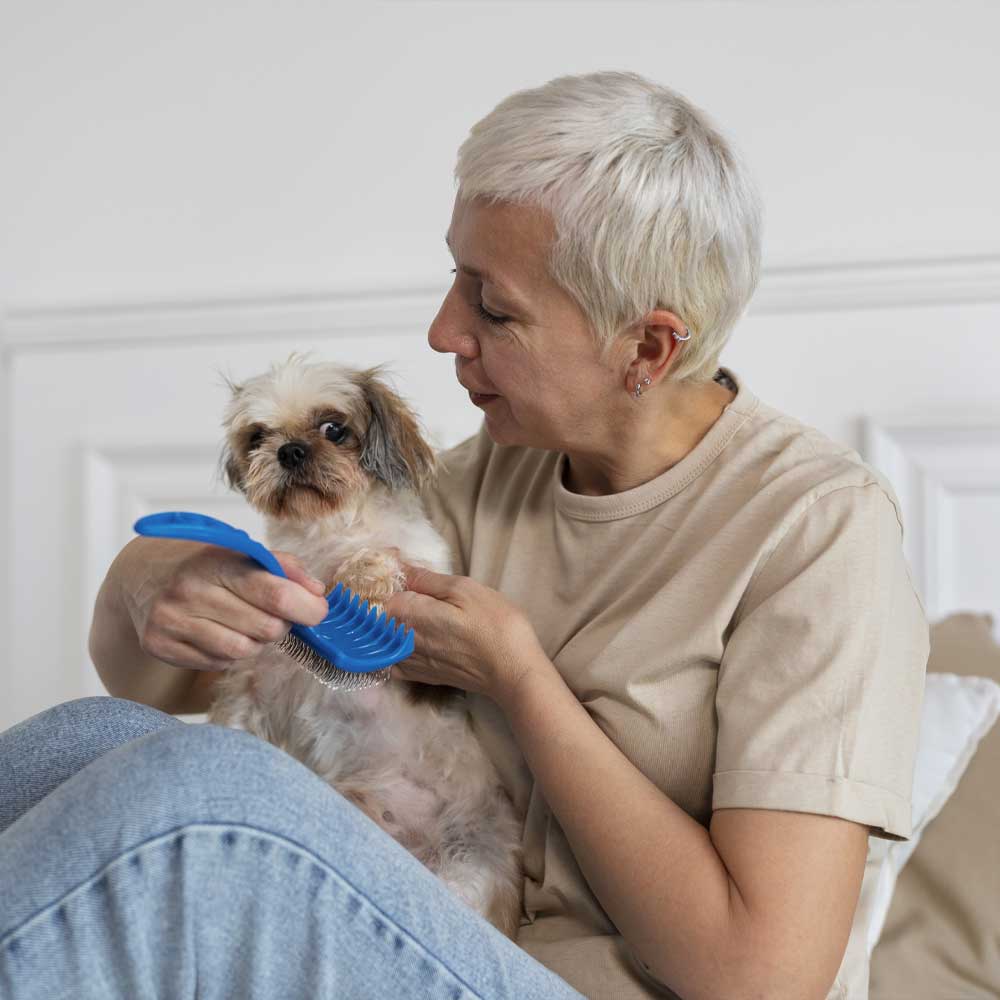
[633,374,652,398]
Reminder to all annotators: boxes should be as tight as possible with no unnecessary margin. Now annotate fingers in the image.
[384,590,463,666]
[141,612,269,671]
[399,563,459,600]
[271,551,328,596]
[392,652,439,686]
[213,552,329,627]
[131,540,333,676]
[192,586,294,643]
[384,587,436,626]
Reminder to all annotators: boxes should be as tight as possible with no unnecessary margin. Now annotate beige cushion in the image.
[859,671,1000,958]
[870,612,1000,999]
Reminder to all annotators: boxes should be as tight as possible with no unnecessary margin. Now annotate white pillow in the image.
[864,672,1000,954]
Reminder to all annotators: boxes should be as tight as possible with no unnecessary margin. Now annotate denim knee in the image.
[110,722,350,832]
[85,721,424,905]
[26,696,182,741]
[0,696,184,835]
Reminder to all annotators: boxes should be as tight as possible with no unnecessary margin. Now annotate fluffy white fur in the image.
[207,353,523,936]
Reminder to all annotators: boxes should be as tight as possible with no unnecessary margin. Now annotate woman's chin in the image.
[479,407,516,445]
[481,411,539,451]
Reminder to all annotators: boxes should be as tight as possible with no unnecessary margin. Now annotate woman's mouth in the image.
[469,391,500,407]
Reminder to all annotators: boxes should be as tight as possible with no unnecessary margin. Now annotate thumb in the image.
[401,563,456,600]
[272,550,328,596]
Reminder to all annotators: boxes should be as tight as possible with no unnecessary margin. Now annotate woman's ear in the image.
[356,368,436,491]
[623,309,687,389]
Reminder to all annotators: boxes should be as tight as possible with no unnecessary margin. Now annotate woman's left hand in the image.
[383,564,542,705]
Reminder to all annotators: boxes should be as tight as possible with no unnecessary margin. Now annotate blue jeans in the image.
[0,697,584,999]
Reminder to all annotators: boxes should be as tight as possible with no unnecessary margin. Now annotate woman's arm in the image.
[386,566,868,999]
[89,538,209,713]
[497,652,868,1000]
[88,535,329,716]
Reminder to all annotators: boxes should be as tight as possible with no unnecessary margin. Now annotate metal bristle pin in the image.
[279,632,392,690]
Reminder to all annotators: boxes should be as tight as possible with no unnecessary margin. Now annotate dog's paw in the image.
[333,548,406,611]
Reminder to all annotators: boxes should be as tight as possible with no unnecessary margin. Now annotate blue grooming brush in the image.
[133,511,414,691]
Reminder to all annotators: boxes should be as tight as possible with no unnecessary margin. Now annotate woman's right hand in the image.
[118,535,331,673]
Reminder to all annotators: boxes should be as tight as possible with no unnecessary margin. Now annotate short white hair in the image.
[455,71,762,383]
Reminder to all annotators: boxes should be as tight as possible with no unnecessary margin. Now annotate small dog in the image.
[208,352,523,936]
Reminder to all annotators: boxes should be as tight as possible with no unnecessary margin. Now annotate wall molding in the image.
[751,254,1000,314]
[863,419,1000,621]
[4,254,999,350]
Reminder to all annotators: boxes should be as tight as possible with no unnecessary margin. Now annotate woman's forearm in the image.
[497,652,757,1000]
[88,539,202,714]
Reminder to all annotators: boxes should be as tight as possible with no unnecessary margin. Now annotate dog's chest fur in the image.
[214,650,477,833]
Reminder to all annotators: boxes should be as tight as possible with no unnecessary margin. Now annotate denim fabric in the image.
[0,697,584,1000]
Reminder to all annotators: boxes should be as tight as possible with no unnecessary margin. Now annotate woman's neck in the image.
[562,378,736,497]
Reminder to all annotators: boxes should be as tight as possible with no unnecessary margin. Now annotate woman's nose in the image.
[428,293,480,358]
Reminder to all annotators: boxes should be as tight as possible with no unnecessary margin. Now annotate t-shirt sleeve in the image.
[417,425,491,577]
[712,482,930,840]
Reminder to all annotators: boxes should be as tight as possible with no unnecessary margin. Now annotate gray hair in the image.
[455,71,762,383]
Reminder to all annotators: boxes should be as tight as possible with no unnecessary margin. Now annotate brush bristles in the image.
[278,633,392,691]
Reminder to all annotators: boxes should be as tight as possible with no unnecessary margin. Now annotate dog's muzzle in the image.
[277,441,309,471]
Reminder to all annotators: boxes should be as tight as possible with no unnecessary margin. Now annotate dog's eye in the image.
[248,427,266,450]
[320,421,349,444]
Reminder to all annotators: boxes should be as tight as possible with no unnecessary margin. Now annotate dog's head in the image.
[219,352,436,521]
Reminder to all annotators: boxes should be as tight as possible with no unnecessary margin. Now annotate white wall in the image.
[3,0,1000,300]
[2,0,999,727]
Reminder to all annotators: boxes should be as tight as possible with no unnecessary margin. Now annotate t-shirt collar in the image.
[552,366,759,522]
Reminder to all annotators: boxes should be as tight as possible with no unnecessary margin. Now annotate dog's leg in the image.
[431,788,525,940]
[434,853,523,940]
[484,873,524,940]
[206,664,259,731]
[207,655,299,753]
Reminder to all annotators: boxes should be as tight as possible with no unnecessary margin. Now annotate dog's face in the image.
[219,355,435,521]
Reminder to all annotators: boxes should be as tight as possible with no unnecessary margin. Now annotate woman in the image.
[0,72,927,1000]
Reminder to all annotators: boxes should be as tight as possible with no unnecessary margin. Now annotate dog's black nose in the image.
[277,441,309,470]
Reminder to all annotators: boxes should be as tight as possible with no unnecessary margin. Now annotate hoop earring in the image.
[672,325,692,342]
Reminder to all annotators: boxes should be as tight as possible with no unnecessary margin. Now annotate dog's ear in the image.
[217,444,246,495]
[217,374,247,495]
[357,368,436,492]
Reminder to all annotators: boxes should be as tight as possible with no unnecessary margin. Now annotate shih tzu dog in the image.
[208,352,523,937]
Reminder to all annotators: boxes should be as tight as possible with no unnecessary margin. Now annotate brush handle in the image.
[133,511,289,580]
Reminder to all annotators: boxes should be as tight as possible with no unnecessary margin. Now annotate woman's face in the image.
[429,196,627,452]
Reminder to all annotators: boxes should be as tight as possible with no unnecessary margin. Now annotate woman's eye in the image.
[449,269,511,330]
[476,303,510,328]
[320,421,349,444]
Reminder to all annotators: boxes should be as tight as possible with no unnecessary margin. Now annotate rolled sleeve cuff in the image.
[712,769,912,841]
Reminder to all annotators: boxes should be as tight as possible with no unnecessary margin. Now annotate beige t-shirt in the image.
[420,367,929,1000]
